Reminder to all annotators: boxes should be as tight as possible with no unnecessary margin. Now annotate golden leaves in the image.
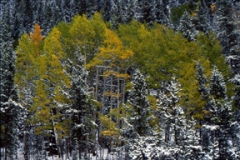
[44,27,64,58]
[210,3,216,13]
[88,28,134,69]
[99,114,120,138]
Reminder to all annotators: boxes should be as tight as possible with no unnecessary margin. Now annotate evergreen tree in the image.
[197,0,211,34]
[108,0,121,29]
[123,69,159,160]
[134,0,157,25]
[127,69,152,136]
[66,48,97,159]
[86,0,98,17]
[134,0,145,23]
[196,61,210,100]
[158,77,182,147]
[118,0,135,24]
[2,87,23,160]
[155,0,172,26]
[99,0,113,21]
[157,77,202,159]
[209,66,226,99]
[230,74,240,159]
[0,3,22,158]
[230,74,240,110]
[202,66,234,159]
[177,11,198,41]
[215,0,238,56]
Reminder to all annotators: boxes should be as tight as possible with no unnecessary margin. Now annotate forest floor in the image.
[1,146,121,160]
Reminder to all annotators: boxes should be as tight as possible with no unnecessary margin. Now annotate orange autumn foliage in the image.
[30,23,43,55]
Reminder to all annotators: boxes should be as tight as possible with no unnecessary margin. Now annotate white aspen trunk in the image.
[50,108,59,157]
[96,66,99,100]
[110,75,113,120]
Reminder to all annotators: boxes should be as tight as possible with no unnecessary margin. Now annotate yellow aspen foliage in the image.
[15,34,37,85]
[29,80,52,136]
[15,33,43,102]
[57,13,107,64]
[99,113,120,138]
[69,15,95,54]
[89,12,107,47]
[16,25,71,137]
[87,29,134,70]
[43,27,70,87]
[70,15,96,45]
[117,22,232,120]
[67,14,101,64]
[44,27,64,59]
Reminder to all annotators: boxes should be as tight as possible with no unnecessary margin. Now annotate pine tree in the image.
[215,0,238,56]
[157,77,202,159]
[86,0,98,17]
[177,11,198,41]
[202,66,234,159]
[123,69,158,160]
[66,48,97,159]
[196,61,210,100]
[108,0,121,29]
[98,0,113,21]
[230,74,240,110]
[118,0,135,24]
[197,0,211,34]
[134,0,144,23]
[2,86,23,160]
[229,75,240,158]
[157,77,182,147]
[133,0,157,25]
[210,66,226,99]
[127,69,151,136]
[155,0,172,27]
[0,3,23,158]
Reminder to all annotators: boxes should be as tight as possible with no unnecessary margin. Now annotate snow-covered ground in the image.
[0,146,119,160]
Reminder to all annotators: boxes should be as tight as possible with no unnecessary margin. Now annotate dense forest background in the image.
[1,0,240,159]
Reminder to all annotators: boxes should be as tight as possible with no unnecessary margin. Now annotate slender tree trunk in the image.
[117,75,120,128]
[96,66,99,100]
[102,76,106,113]
[122,79,125,103]
[110,75,113,119]
[50,109,59,157]
[24,124,31,160]
[4,148,7,160]
[4,121,7,160]
[165,125,170,146]
[72,137,79,160]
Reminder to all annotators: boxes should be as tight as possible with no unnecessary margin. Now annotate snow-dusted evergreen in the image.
[123,69,156,159]
[197,0,210,34]
[199,67,230,159]
[215,0,238,56]
[201,66,237,159]
[0,2,23,158]
[155,0,172,26]
[127,69,152,136]
[196,62,209,100]
[157,77,202,159]
[209,66,226,99]
[66,48,97,159]
[177,11,198,41]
